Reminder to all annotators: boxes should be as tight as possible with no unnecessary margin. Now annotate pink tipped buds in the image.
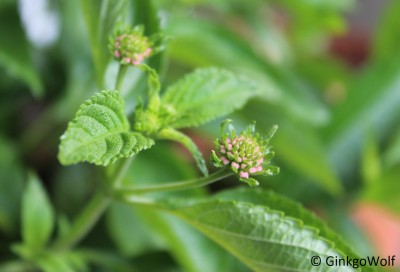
[211,119,279,187]
[109,25,153,66]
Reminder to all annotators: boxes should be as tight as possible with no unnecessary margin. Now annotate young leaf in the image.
[58,90,154,166]
[144,189,373,272]
[22,173,54,250]
[160,68,258,128]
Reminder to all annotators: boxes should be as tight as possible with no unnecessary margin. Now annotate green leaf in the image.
[22,173,54,250]
[372,0,400,61]
[166,19,330,126]
[0,4,43,97]
[359,168,400,216]
[382,127,400,169]
[36,251,88,272]
[58,90,154,166]
[161,68,258,128]
[150,189,371,272]
[81,0,127,88]
[361,132,381,185]
[0,136,24,234]
[325,59,400,179]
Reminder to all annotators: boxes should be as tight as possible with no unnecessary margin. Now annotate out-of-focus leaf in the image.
[166,18,330,126]
[275,0,351,38]
[106,202,163,257]
[359,168,400,216]
[131,0,159,35]
[325,59,400,180]
[121,0,165,111]
[372,0,400,61]
[361,132,381,185]
[382,128,400,169]
[36,251,88,272]
[80,0,127,88]
[242,101,342,196]
[0,136,24,235]
[0,5,43,97]
[22,173,54,250]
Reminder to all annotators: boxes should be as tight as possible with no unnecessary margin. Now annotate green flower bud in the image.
[109,25,152,66]
[211,120,279,186]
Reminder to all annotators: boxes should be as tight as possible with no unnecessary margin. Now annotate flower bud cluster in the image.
[211,120,279,186]
[109,26,152,66]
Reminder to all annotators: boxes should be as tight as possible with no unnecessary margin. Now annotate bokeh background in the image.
[1,0,399,271]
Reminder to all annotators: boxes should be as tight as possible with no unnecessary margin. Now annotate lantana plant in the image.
[3,8,376,270]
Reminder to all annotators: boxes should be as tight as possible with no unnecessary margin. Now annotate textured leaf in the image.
[161,68,258,128]
[22,173,54,250]
[152,189,373,272]
[58,90,154,166]
[166,19,330,126]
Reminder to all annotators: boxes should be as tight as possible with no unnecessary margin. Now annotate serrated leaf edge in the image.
[166,198,363,272]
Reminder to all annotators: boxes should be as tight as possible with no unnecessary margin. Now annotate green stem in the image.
[115,168,232,195]
[52,157,134,250]
[139,63,161,112]
[52,190,111,250]
[115,65,128,91]
[156,128,209,176]
[112,156,135,188]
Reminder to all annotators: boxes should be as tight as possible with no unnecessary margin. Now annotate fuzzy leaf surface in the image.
[58,90,154,166]
[161,68,258,128]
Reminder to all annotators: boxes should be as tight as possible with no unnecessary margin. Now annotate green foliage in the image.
[58,90,154,166]
[166,18,330,126]
[372,0,400,61]
[0,4,43,97]
[21,173,54,251]
[1,0,399,271]
[116,143,248,272]
[161,68,258,128]
[154,189,367,272]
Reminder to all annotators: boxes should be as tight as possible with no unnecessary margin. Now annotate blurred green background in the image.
[1,0,400,271]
